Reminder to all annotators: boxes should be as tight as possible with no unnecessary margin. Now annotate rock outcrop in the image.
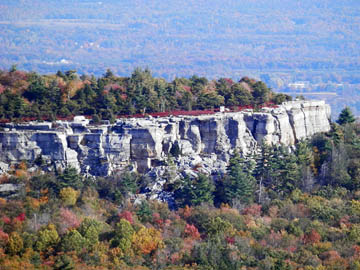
[0,100,331,176]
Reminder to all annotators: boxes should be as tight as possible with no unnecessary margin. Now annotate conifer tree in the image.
[337,106,355,125]
[174,174,214,207]
[220,152,256,205]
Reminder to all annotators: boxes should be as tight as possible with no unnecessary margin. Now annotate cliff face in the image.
[0,100,331,176]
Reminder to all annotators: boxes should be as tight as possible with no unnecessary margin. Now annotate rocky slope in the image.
[0,100,331,177]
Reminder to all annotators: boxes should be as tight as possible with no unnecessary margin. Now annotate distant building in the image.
[288,81,310,90]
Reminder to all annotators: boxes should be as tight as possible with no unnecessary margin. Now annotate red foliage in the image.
[14,213,25,222]
[184,224,200,240]
[226,236,235,245]
[153,212,164,227]
[339,215,351,228]
[105,83,121,92]
[223,78,234,86]
[287,245,297,253]
[0,229,9,245]
[353,245,360,258]
[242,204,262,217]
[119,210,133,224]
[266,230,283,248]
[59,208,81,234]
[164,219,172,227]
[2,216,11,225]
[182,85,191,92]
[303,229,321,244]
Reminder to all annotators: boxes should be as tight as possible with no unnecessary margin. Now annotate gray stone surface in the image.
[0,100,331,176]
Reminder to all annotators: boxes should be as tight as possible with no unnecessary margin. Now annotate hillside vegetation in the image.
[0,68,291,122]
[1,104,360,269]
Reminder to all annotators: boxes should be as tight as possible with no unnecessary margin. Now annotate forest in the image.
[1,66,360,269]
[0,105,359,269]
[0,67,291,122]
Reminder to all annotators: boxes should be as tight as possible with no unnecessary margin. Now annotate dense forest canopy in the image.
[0,68,291,122]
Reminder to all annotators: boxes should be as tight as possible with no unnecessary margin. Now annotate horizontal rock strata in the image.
[0,100,331,176]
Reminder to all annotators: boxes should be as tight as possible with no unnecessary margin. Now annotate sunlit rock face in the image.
[0,100,331,176]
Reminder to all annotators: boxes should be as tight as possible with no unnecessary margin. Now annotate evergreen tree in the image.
[337,106,355,125]
[58,167,83,191]
[269,146,301,198]
[254,143,273,203]
[218,152,256,206]
[174,174,215,207]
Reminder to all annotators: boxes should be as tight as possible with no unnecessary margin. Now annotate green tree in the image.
[111,219,135,254]
[232,84,253,106]
[268,146,301,198]
[54,254,75,270]
[174,174,215,207]
[58,167,83,191]
[60,229,85,253]
[35,224,60,252]
[252,81,270,105]
[337,106,355,125]
[78,218,102,248]
[219,152,256,206]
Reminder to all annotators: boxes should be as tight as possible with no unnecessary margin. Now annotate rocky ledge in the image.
[0,100,331,177]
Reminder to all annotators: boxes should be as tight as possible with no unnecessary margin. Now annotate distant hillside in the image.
[0,0,359,80]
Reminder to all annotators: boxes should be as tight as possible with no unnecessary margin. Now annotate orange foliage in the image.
[321,250,349,269]
[14,169,28,178]
[132,227,164,255]
[0,229,9,246]
[242,204,262,217]
[18,161,27,170]
[303,229,321,244]
[179,205,192,218]
[0,175,9,184]
[0,258,34,270]
[0,198,6,206]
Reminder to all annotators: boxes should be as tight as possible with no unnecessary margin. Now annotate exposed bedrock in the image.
[0,100,331,176]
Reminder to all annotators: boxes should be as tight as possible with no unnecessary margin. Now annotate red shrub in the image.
[184,224,200,240]
[303,229,321,244]
[119,210,133,224]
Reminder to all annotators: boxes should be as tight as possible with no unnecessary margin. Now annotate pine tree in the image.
[270,146,301,197]
[220,152,256,205]
[337,106,355,125]
[254,143,273,203]
[174,174,214,207]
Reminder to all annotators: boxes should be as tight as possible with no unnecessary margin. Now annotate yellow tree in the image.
[59,187,79,207]
[7,232,23,255]
[132,227,164,255]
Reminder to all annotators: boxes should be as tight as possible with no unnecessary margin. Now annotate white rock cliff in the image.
[0,100,331,176]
